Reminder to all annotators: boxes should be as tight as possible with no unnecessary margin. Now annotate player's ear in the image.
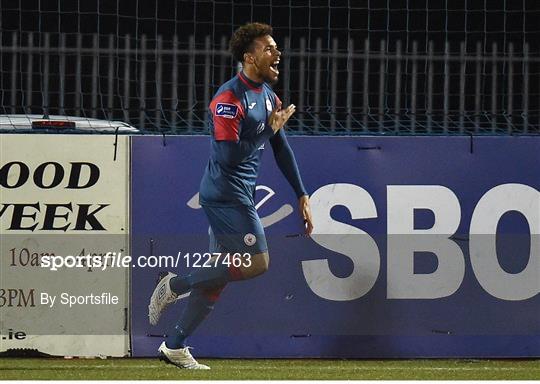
[244,52,254,64]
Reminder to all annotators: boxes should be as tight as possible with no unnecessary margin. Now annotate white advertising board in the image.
[0,134,130,357]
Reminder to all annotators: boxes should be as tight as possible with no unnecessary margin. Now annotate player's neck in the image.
[240,68,264,86]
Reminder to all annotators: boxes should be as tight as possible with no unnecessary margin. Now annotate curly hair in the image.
[229,22,273,63]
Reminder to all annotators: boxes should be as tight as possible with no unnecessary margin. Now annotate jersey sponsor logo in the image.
[248,102,257,109]
[266,98,273,111]
[256,121,265,134]
[244,233,257,246]
[215,103,238,119]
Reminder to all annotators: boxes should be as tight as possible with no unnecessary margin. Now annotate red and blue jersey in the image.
[199,71,307,207]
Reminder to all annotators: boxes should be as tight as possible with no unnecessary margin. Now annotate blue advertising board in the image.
[131,135,540,358]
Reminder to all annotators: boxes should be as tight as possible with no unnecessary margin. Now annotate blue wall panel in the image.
[131,136,540,357]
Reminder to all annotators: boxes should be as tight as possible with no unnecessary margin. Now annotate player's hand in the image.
[268,104,296,134]
[298,194,313,235]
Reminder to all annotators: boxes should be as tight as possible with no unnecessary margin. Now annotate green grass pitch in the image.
[0,358,539,380]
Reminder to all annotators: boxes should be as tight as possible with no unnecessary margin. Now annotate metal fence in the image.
[1,31,539,134]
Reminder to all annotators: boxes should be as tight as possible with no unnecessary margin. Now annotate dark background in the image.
[2,0,539,53]
[1,0,539,133]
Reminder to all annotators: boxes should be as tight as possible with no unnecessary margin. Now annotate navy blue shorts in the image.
[201,204,268,255]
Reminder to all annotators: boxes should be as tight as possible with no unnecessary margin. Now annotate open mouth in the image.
[270,61,280,74]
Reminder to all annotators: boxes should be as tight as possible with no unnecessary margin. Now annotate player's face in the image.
[250,35,281,84]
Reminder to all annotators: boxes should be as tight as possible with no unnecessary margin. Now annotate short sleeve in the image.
[209,90,245,141]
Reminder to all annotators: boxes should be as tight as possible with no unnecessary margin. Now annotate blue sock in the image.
[169,262,242,295]
[165,286,225,349]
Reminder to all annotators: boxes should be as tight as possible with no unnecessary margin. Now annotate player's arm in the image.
[267,95,304,198]
[269,128,313,235]
[211,92,274,167]
[214,134,274,167]
[269,129,306,198]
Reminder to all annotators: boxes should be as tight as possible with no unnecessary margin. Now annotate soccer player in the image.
[148,22,313,369]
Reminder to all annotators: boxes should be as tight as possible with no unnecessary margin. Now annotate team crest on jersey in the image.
[215,103,238,119]
[266,98,273,111]
[244,233,257,246]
